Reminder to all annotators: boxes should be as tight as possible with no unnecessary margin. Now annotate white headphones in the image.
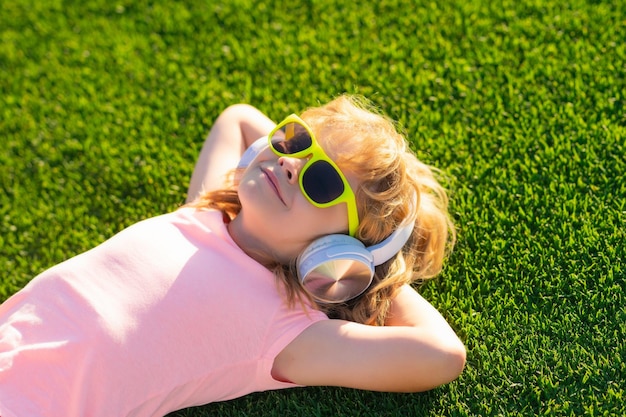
[238,137,414,303]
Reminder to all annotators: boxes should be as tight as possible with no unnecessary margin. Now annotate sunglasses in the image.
[267,114,360,237]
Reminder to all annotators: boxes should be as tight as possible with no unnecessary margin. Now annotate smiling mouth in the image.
[261,168,286,205]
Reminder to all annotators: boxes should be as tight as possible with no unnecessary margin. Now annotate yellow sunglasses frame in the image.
[267,114,360,237]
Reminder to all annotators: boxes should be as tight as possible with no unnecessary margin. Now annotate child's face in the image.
[232,145,359,263]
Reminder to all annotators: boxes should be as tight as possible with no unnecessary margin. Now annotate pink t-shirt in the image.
[0,207,327,417]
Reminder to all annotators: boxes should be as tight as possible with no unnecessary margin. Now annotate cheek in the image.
[238,164,271,201]
[236,176,256,204]
[298,200,349,236]
[237,174,269,217]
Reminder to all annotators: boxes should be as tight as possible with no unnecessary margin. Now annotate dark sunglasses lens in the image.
[271,122,312,154]
[302,160,345,204]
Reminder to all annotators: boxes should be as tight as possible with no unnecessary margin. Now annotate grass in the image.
[1,0,624,415]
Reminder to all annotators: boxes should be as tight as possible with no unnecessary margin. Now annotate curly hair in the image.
[188,95,456,325]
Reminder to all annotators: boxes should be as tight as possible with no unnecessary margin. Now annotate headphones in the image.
[238,137,414,303]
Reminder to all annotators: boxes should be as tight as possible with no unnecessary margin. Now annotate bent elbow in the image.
[410,338,466,393]
[441,339,466,385]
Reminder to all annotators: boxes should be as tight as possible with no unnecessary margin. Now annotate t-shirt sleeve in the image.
[256,303,328,389]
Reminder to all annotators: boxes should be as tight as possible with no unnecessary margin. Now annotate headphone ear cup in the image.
[297,234,375,303]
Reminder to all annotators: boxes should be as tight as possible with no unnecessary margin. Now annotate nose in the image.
[278,156,305,184]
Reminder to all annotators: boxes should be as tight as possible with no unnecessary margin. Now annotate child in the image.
[0,95,465,416]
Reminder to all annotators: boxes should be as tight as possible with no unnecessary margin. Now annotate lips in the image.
[261,167,286,205]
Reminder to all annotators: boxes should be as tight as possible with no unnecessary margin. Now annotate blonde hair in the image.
[189,95,456,325]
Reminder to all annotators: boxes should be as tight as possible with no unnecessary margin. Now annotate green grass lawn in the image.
[1,0,624,415]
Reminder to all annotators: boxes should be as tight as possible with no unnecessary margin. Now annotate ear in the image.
[237,136,269,168]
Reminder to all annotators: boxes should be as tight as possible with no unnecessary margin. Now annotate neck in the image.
[226,215,275,266]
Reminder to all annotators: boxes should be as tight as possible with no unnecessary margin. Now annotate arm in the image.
[272,285,465,392]
[384,283,455,328]
[186,104,276,202]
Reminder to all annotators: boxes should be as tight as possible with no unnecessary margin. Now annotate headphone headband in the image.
[237,136,268,169]
[368,219,416,265]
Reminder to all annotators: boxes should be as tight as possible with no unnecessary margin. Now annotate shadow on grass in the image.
[167,386,438,417]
